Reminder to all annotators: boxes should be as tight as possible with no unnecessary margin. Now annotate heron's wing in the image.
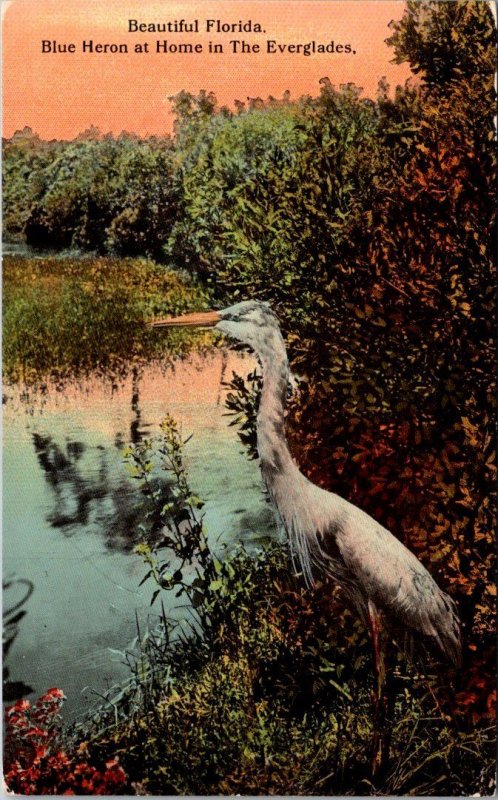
[336,508,462,666]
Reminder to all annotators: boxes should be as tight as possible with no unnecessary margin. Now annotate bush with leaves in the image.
[123,415,219,627]
[189,0,496,731]
[3,131,178,260]
[4,690,128,795]
[166,92,308,284]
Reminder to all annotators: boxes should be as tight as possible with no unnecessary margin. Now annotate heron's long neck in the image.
[255,332,328,588]
[256,333,296,486]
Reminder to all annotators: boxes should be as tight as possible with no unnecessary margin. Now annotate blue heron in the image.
[151,300,461,683]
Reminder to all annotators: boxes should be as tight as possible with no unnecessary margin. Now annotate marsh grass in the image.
[3,255,213,388]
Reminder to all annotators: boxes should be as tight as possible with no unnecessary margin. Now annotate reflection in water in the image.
[31,431,169,553]
[235,506,278,546]
[29,369,169,553]
[3,352,277,719]
[33,433,106,527]
[130,366,142,445]
[3,577,35,701]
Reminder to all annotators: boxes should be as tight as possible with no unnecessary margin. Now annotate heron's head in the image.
[149,300,283,354]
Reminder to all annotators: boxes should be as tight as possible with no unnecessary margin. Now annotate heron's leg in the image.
[368,599,387,778]
[368,600,384,713]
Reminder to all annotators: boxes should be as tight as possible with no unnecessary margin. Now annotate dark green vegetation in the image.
[3,256,210,386]
[3,131,175,261]
[3,1,496,794]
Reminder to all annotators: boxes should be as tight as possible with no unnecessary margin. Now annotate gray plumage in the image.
[216,300,462,667]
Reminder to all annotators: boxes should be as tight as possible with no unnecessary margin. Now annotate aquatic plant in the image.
[3,255,212,388]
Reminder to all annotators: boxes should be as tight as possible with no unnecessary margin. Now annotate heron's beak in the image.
[148,310,221,329]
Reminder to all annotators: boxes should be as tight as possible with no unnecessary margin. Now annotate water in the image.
[2,240,85,258]
[3,351,277,723]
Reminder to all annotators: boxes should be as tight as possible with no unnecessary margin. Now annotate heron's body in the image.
[152,299,462,667]
[253,303,461,665]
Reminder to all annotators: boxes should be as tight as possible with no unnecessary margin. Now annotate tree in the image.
[387,0,496,98]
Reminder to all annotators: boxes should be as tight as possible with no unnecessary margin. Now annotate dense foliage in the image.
[169,0,496,738]
[3,130,176,261]
[3,0,496,794]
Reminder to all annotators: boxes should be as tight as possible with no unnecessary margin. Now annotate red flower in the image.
[4,688,127,794]
[44,688,66,700]
[6,699,30,716]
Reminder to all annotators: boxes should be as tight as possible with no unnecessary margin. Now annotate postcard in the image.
[2,0,496,795]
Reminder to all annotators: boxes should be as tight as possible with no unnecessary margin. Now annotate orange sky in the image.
[2,0,411,139]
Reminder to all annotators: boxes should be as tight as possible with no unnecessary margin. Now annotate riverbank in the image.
[3,255,211,388]
[5,425,495,796]
[3,350,276,722]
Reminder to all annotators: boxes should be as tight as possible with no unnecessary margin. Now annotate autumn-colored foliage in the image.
[213,0,496,730]
[2,0,496,794]
[4,690,128,794]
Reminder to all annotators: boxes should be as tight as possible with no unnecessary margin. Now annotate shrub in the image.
[201,0,496,733]
[3,132,177,259]
[4,690,128,795]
